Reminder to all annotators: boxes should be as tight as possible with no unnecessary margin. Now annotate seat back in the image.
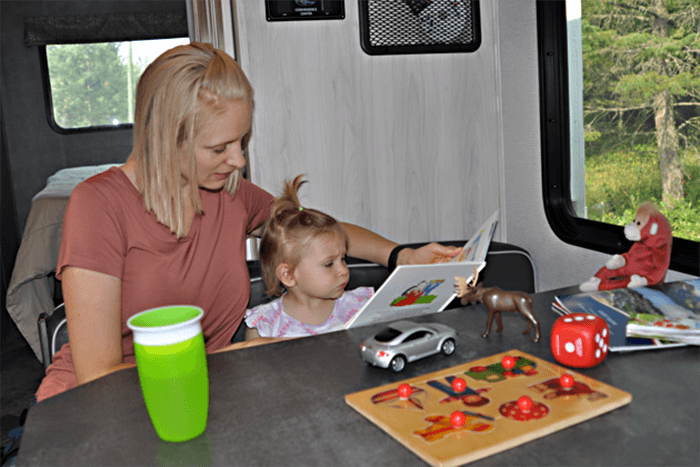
[37,303,68,371]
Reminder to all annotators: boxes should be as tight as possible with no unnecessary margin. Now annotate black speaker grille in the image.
[359,0,481,54]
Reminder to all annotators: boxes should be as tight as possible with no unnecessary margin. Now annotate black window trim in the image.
[537,1,699,276]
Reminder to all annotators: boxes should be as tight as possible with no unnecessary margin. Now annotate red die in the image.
[551,313,609,368]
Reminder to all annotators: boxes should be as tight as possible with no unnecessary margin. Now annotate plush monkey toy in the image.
[580,203,672,292]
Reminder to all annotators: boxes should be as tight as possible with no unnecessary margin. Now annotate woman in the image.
[36,42,459,402]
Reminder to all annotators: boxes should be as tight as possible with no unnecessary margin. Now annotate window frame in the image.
[40,44,136,135]
[536,1,699,276]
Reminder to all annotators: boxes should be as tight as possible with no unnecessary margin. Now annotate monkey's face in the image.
[624,209,658,242]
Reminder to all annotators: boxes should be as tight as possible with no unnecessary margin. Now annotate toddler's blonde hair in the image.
[260,175,348,297]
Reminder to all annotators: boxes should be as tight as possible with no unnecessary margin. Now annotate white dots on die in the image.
[602,328,608,338]
[586,315,596,320]
[574,316,584,321]
[565,342,575,353]
[564,318,573,323]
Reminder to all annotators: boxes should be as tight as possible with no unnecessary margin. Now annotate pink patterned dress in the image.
[245,287,374,338]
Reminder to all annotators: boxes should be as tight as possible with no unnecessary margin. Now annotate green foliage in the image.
[581,0,700,242]
[581,0,700,153]
[585,143,700,241]
[47,43,144,128]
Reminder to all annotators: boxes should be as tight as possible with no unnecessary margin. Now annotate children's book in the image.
[552,278,700,351]
[345,210,499,329]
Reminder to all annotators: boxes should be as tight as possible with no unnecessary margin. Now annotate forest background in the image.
[581,0,700,241]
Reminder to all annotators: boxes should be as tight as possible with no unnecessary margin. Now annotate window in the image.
[538,0,699,275]
[44,38,189,131]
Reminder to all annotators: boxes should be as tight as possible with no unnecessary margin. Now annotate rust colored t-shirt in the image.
[36,167,273,401]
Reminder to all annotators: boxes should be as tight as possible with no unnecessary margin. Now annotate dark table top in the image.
[18,287,700,466]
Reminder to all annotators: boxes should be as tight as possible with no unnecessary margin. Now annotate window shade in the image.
[24,10,188,46]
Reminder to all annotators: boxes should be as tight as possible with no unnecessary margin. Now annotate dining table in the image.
[17,285,700,466]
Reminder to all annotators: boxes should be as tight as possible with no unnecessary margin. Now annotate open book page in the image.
[345,210,499,329]
[624,278,700,344]
[626,313,700,344]
[345,261,484,329]
[553,278,699,351]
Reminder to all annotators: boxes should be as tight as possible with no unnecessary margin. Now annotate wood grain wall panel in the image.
[233,0,503,244]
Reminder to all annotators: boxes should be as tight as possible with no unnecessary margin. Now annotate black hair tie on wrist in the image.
[387,245,409,272]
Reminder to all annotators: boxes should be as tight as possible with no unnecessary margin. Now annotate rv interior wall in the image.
[233,0,503,248]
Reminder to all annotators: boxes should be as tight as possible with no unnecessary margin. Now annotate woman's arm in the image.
[62,267,133,385]
[340,222,461,268]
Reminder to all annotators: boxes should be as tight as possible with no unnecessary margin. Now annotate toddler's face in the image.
[292,233,350,301]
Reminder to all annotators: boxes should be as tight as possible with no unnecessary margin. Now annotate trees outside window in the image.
[45,38,188,130]
[576,0,700,241]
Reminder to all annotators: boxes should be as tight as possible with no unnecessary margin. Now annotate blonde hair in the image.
[128,42,254,238]
[260,175,348,297]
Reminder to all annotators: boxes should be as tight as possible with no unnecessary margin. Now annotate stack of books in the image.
[553,278,700,351]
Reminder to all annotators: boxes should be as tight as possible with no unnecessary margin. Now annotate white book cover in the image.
[345,210,499,329]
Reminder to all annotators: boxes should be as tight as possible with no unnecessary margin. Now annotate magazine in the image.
[345,210,499,329]
[552,278,700,351]
[626,313,700,345]
[624,279,700,344]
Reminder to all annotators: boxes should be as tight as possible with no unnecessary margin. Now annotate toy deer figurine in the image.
[455,267,540,343]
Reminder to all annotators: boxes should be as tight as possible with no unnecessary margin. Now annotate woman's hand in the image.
[398,242,462,266]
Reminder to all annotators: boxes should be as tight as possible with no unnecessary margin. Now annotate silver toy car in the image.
[359,320,457,372]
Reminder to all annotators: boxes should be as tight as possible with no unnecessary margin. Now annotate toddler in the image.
[245,175,373,339]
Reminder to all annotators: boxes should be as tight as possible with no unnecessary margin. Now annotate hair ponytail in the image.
[260,175,348,297]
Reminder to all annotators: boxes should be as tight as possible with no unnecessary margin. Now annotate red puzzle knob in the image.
[450,411,466,428]
[501,356,516,370]
[452,377,467,393]
[560,374,575,389]
[397,384,412,399]
[517,395,533,413]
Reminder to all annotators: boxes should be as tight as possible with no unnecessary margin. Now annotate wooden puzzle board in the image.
[345,350,632,467]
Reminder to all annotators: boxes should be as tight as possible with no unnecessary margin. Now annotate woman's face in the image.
[189,99,251,190]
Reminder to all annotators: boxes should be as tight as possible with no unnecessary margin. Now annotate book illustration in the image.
[652,279,700,312]
[628,312,700,331]
[626,312,700,344]
[344,210,499,329]
[451,210,499,265]
[391,280,445,307]
[468,232,482,261]
[553,279,699,352]
[455,230,482,262]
